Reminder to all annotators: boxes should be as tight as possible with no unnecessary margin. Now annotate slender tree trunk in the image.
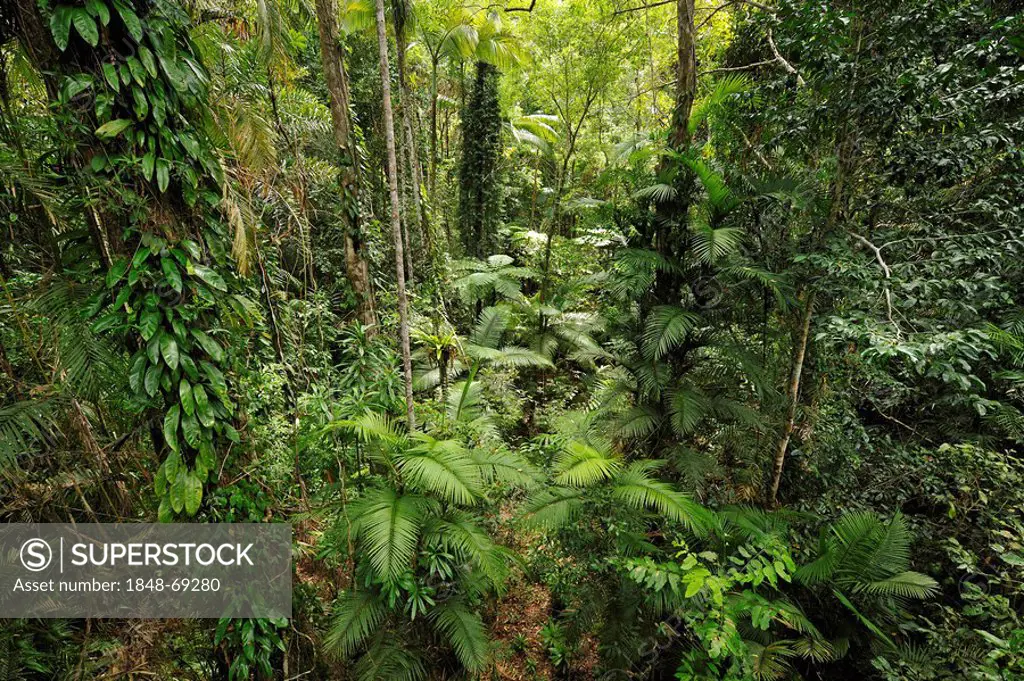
[395,22,430,257]
[314,0,378,331]
[374,0,417,431]
[768,290,816,505]
[396,131,415,285]
[669,0,697,151]
[430,57,439,197]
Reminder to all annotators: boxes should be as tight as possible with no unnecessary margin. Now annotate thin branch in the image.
[767,27,806,86]
[505,0,537,11]
[697,0,774,28]
[852,232,900,337]
[698,59,776,76]
[613,0,675,16]
[730,122,773,170]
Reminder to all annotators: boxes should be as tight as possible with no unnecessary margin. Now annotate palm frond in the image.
[428,600,489,672]
[351,487,428,584]
[324,589,387,658]
[469,305,511,349]
[521,486,584,529]
[612,462,711,532]
[642,306,700,360]
[398,436,483,505]
[553,440,621,487]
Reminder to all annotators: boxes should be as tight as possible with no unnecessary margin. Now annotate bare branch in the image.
[767,27,806,86]
[505,0,537,12]
[698,59,777,76]
[852,232,900,337]
[613,0,675,16]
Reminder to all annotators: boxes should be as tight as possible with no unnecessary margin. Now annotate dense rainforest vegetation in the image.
[1,0,1022,677]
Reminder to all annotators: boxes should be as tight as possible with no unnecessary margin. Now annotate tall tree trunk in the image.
[651,0,697,305]
[458,61,502,258]
[314,0,378,331]
[394,16,431,262]
[768,290,816,505]
[430,57,440,197]
[373,0,417,431]
[669,0,697,151]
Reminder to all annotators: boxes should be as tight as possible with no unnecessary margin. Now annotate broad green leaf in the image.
[50,5,74,51]
[139,308,160,341]
[184,472,202,515]
[71,9,99,47]
[85,0,110,24]
[170,469,186,513]
[161,257,182,292]
[102,63,120,91]
[144,364,162,397]
[96,118,132,139]
[192,330,224,362]
[160,333,179,371]
[105,257,128,287]
[191,264,227,291]
[112,0,143,42]
[156,159,169,192]
[142,151,155,180]
[129,353,147,393]
[163,404,180,452]
[193,384,214,428]
[179,379,194,416]
[158,497,172,522]
[181,412,201,448]
[138,46,158,78]
[198,440,216,477]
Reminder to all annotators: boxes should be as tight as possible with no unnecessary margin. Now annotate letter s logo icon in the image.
[20,539,52,572]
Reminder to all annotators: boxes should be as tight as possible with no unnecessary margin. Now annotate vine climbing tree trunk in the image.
[768,290,816,505]
[374,0,417,431]
[314,0,378,332]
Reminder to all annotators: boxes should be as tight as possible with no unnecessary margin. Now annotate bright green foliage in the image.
[1,0,1022,677]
